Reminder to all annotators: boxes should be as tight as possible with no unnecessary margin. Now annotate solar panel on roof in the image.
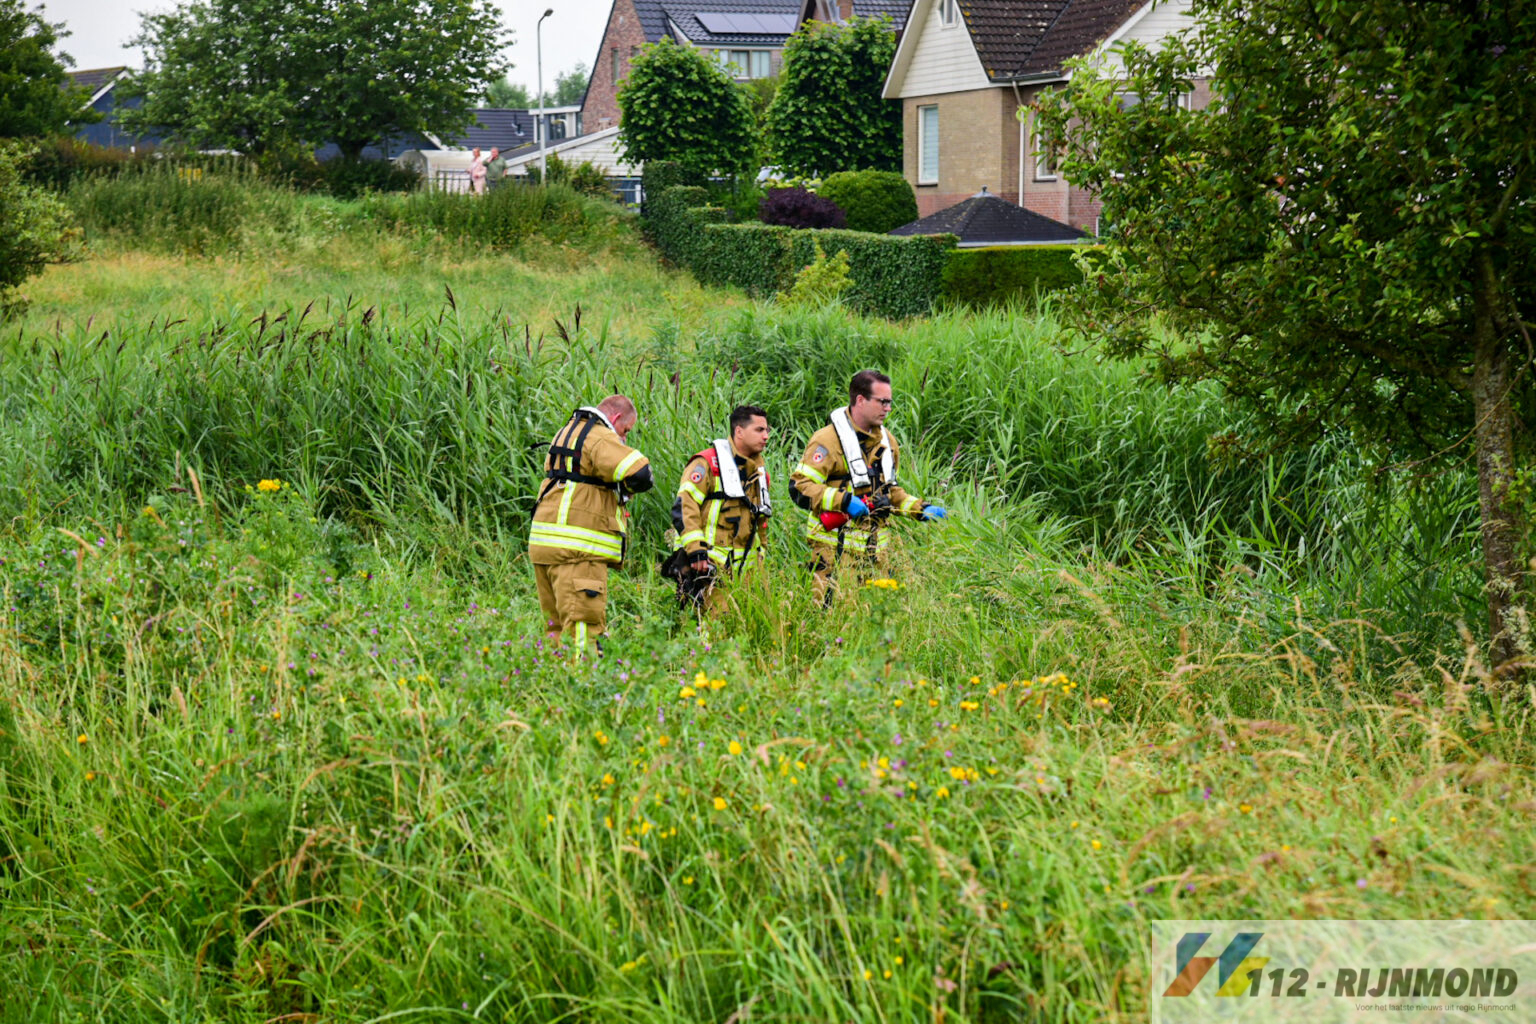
[695,10,798,34]
[695,12,736,32]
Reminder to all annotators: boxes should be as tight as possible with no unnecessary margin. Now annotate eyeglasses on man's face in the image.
[864,396,894,408]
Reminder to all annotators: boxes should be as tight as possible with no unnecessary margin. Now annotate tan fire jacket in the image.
[790,418,924,556]
[529,408,652,565]
[671,442,769,570]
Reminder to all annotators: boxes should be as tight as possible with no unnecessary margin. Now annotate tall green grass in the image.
[0,238,1516,1021]
[0,300,1483,643]
[63,168,639,259]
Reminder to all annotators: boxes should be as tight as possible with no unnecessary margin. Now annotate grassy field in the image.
[0,176,1526,1023]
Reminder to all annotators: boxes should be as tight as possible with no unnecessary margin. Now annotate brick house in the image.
[580,0,802,133]
[882,0,1208,229]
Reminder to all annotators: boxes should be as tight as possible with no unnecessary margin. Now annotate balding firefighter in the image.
[662,405,773,614]
[528,395,654,653]
[790,370,947,605]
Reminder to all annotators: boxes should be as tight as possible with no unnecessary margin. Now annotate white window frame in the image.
[938,0,959,28]
[917,104,939,185]
[1033,124,1059,181]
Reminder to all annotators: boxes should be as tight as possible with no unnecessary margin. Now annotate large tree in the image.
[0,0,95,138]
[1037,0,1535,674]
[617,39,755,180]
[122,0,506,157]
[764,17,899,178]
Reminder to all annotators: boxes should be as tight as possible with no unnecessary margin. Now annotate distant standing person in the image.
[790,371,946,605]
[469,147,487,195]
[528,396,654,654]
[484,147,506,191]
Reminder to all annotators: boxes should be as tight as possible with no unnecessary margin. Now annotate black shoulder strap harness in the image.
[536,409,616,505]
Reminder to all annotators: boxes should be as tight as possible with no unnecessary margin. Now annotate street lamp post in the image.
[537,8,554,181]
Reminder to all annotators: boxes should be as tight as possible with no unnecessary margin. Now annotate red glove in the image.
[818,511,850,530]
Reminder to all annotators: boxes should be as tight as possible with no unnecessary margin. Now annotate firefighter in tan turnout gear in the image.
[528,395,654,652]
[790,371,947,605]
[663,405,773,613]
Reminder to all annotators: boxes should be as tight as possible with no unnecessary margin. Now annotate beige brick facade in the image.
[903,85,1109,231]
[581,0,649,133]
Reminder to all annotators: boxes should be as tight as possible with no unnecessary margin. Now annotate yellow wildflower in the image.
[960,700,980,711]
[709,677,726,690]
[936,786,950,798]
[728,741,743,756]
[713,797,728,811]
[77,734,88,745]
[679,686,697,699]
[658,735,671,747]
[257,479,282,492]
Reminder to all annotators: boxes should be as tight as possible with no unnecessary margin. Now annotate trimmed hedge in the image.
[644,185,710,263]
[645,183,956,317]
[941,244,1094,307]
[707,223,954,318]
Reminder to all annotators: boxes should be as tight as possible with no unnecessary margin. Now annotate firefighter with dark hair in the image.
[790,370,946,605]
[529,395,654,653]
[663,405,773,613]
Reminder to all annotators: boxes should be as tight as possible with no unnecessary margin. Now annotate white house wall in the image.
[890,0,990,97]
[507,128,640,175]
[1094,0,1196,73]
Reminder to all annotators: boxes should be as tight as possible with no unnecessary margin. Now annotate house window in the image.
[1033,124,1059,180]
[612,47,621,82]
[918,104,939,184]
[938,0,959,27]
[718,49,771,79]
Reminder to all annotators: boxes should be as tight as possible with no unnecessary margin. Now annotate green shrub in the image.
[778,239,852,308]
[566,160,614,201]
[817,170,917,234]
[1,142,79,317]
[941,244,1094,307]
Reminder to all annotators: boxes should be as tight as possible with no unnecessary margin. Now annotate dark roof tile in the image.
[65,67,128,94]
[1020,0,1145,76]
[890,191,1087,244]
[956,0,1146,80]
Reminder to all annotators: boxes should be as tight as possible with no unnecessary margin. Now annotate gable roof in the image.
[65,66,131,105]
[885,0,1150,93]
[890,190,1088,245]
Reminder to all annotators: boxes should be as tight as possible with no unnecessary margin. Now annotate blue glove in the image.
[846,495,869,518]
[922,504,947,520]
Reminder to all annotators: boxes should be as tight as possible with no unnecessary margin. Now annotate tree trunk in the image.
[1471,254,1527,680]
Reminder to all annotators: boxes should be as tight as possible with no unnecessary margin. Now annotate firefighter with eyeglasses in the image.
[790,371,946,605]
[528,395,654,653]
[663,405,773,614]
